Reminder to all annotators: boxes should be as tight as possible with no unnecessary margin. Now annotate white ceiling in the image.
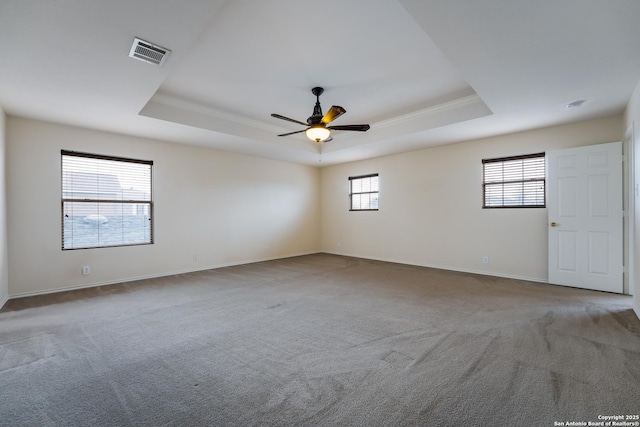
[1,0,639,166]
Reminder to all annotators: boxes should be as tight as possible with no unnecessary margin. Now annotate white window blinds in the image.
[482,153,545,208]
[349,174,379,211]
[62,150,153,249]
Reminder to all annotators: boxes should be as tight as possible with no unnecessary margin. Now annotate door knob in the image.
[550,222,557,227]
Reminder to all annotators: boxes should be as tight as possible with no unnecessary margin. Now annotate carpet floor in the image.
[1,254,639,426]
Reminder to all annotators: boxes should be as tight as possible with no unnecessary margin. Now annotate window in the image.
[349,174,379,211]
[482,152,545,208]
[62,150,153,250]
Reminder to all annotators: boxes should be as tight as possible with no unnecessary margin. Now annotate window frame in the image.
[482,152,546,209]
[349,173,379,211]
[61,150,154,250]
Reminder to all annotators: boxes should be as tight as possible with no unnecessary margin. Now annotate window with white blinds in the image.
[482,153,545,208]
[349,174,379,211]
[62,150,153,250]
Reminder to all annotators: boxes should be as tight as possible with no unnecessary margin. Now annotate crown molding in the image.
[373,94,488,130]
[145,92,283,134]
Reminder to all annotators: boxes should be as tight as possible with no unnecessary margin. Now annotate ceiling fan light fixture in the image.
[306,125,331,142]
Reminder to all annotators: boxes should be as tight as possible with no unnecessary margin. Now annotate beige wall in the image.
[6,117,320,297]
[320,115,623,283]
[625,79,640,318]
[0,107,7,306]
[3,112,632,306]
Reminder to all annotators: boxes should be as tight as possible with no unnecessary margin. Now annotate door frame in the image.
[625,124,636,296]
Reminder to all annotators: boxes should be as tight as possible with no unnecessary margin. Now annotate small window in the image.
[349,174,379,211]
[482,153,545,208]
[62,150,153,250]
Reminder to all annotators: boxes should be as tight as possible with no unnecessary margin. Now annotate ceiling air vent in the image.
[129,37,170,66]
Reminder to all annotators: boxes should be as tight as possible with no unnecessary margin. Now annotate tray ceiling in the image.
[1,0,639,165]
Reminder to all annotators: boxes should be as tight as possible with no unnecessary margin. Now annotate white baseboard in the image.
[322,251,547,284]
[7,251,321,300]
[6,252,636,308]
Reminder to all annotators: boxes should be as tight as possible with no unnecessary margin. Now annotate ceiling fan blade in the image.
[271,113,308,127]
[277,129,306,137]
[328,124,370,132]
[321,106,346,124]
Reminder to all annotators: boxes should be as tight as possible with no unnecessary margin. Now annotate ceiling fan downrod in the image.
[309,87,325,124]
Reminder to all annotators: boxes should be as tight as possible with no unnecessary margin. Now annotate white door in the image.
[547,141,623,293]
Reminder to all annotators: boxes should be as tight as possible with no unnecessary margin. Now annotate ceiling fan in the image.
[271,87,370,142]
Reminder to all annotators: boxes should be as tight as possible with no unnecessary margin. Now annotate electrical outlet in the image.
[482,256,489,264]
[82,266,91,275]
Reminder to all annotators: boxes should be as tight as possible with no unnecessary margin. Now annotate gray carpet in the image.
[1,254,639,426]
